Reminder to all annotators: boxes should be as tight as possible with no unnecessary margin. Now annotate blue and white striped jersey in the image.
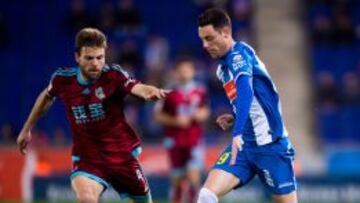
[216,41,288,146]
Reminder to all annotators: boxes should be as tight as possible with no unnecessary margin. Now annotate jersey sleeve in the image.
[110,64,140,93]
[47,68,62,97]
[232,75,253,137]
[227,46,254,82]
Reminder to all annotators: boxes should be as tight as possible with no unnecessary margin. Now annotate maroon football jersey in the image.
[162,82,208,147]
[47,64,141,164]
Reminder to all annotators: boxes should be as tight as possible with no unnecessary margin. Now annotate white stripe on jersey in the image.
[249,96,272,145]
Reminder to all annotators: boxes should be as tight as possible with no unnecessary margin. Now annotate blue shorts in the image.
[212,137,297,195]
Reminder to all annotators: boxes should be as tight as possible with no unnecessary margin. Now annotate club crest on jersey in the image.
[95,87,105,100]
[232,54,246,71]
[224,80,237,101]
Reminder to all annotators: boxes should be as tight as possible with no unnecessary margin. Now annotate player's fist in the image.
[145,87,171,101]
[16,129,32,155]
[230,135,244,165]
[216,113,234,130]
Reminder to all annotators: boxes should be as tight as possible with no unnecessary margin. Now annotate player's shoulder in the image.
[103,64,131,77]
[52,67,77,77]
[50,67,78,83]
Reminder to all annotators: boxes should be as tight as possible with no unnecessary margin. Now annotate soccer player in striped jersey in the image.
[196,8,298,203]
[16,28,169,203]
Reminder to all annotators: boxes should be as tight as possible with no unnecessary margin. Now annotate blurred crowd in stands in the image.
[2,0,359,148]
[305,0,360,145]
[0,0,255,146]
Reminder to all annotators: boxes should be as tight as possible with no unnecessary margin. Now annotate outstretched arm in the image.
[16,87,56,155]
[131,83,170,101]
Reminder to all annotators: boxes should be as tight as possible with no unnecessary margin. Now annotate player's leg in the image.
[272,191,298,203]
[199,169,240,201]
[198,145,255,203]
[185,144,204,202]
[111,147,153,203]
[186,168,201,203]
[167,146,189,203]
[169,172,184,203]
[71,157,110,203]
[71,175,105,203]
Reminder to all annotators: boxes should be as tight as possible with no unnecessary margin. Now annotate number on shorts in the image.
[216,152,231,165]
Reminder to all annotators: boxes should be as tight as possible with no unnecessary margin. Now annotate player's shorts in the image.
[212,137,297,195]
[164,138,204,177]
[70,147,151,202]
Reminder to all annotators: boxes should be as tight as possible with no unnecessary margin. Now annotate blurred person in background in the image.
[16,27,170,203]
[0,122,16,145]
[197,8,297,203]
[154,57,210,203]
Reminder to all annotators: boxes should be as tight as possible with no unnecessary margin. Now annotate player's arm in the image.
[131,83,170,101]
[232,75,253,137]
[193,105,210,123]
[230,75,253,164]
[16,86,56,155]
[153,101,191,128]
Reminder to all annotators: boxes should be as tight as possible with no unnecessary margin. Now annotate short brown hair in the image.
[174,56,195,69]
[197,8,231,30]
[75,28,107,53]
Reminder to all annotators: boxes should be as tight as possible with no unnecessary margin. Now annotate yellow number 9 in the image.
[216,152,231,165]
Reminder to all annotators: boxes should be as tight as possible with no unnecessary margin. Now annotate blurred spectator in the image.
[31,127,49,148]
[316,71,342,109]
[98,1,116,34]
[229,0,253,25]
[0,123,16,145]
[66,0,96,34]
[114,0,143,34]
[144,35,169,86]
[118,39,143,77]
[144,35,169,72]
[311,14,334,45]
[52,127,69,146]
[342,72,360,106]
[333,4,355,45]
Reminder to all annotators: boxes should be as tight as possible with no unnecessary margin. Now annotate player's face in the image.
[75,46,105,80]
[176,62,195,84]
[198,25,229,58]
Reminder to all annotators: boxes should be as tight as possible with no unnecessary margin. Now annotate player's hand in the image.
[230,135,244,165]
[16,129,32,155]
[176,115,191,128]
[145,87,171,101]
[216,113,234,130]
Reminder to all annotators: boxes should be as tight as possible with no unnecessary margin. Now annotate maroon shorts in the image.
[70,148,150,200]
[168,144,204,173]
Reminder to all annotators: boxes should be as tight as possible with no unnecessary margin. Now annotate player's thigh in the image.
[110,159,152,203]
[71,175,104,202]
[273,191,298,203]
[203,169,240,197]
[171,172,184,188]
[186,167,201,186]
[208,145,255,197]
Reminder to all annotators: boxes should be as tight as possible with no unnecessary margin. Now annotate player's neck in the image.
[78,69,100,84]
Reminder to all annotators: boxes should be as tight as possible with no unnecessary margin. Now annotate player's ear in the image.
[74,52,80,63]
[222,26,231,38]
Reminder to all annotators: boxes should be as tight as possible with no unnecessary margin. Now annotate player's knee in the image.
[197,187,218,203]
[76,192,98,203]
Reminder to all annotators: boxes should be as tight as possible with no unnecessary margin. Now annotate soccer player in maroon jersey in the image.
[16,28,169,203]
[154,57,210,203]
